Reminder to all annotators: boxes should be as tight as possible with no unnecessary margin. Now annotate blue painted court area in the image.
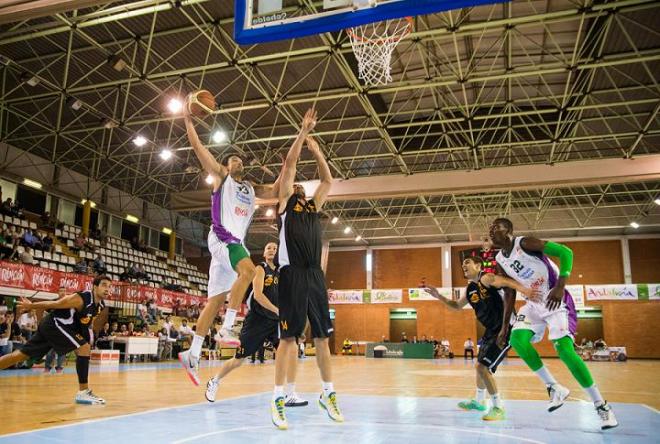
[1,393,657,443]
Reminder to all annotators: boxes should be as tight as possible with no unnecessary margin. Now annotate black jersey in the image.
[277,195,322,268]
[465,272,504,334]
[48,290,105,329]
[246,262,279,320]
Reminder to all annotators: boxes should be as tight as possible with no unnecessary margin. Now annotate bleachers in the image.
[168,255,209,294]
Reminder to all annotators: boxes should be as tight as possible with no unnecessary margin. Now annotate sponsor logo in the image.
[32,271,54,289]
[234,206,248,217]
[251,12,287,26]
[281,320,288,330]
[0,266,24,284]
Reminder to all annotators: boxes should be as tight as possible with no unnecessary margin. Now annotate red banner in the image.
[0,261,207,309]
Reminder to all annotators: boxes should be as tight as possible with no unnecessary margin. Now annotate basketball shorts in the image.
[21,318,89,360]
[207,231,250,298]
[477,329,510,373]
[511,301,576,343]
[278,265,333,339]
[235,311,279,359]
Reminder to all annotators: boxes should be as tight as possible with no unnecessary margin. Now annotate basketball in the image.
[188,90,216,117]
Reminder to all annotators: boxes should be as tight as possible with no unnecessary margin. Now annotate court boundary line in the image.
[642,404,660,414]
[0,391,269,438]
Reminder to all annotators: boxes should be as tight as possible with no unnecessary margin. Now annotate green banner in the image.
[637,284,649,300]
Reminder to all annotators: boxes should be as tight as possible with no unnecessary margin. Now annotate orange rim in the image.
[347,16,413,45]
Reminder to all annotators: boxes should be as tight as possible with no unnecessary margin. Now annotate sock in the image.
[222,309,237,330]
[322,381,334,396]
[190,334,204,358]
[509,329,544,371]
[273,385,284,401]
[584,384,605,406]
[553,336,595,388]
[534,366,558,386]
[476,388,486,403]
[491,393,502,409]
[75,356,90,385]
[286,383,296,396]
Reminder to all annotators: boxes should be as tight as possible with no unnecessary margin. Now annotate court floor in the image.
[1,356,658,443]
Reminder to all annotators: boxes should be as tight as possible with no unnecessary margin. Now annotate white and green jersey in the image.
[210,175,255,244]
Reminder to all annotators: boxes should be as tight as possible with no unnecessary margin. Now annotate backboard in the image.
[234,0,507,45]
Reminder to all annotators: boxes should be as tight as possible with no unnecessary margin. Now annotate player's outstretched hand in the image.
[521,286,543,302]
[545,286,563,311]
[16,297,32,311]
[305,136,321,154]
[301,108,317,133]
[423,287,441,299]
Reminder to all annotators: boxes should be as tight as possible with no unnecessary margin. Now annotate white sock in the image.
[534,366,557,386]
[322,381,334,396]
[584,384,604,406]
[273,385,284,401]
[476,388,486,403]
[286,383,295,396]
[491,393,502,409]
[190,334,204,358]
[222,309,237,330]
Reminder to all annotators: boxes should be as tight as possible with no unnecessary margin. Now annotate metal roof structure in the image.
[0,0,659,248]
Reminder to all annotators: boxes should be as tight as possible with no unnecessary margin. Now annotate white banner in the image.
[648,284,660,300]
[369,289,403,304]
[328,290,363,304]
[408,287,451,301]
[566,285,585,308]
[585,284,638,301]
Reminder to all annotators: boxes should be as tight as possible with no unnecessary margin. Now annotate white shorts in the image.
[512,301,573,343]
[207,231,237,298]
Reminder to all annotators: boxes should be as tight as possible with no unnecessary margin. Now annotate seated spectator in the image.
[130,236,140,251]
[119,324,128,335]
[93,254,107,274]
[146,299,158,322]
[136,264,149,281]
[39,211,51,227]
[20,229,37,248]
[401,332,409,343]
[0,230,14,259]
[20,247,34,265]
[110,322,119,335]
[158,327,175,360]
[178,319,194,347]
[0,198,13,216]
[140,325,154,337]
[41,233,54,253]
[18,309,37,340]
[90,224,102,241]
[138,239,149,253]
[0,312,12,356]
[73,233,93,252]
[32,231,44,250]
[126,322,137,336]
[464,338,475,360]
[421,335,429,343]
[74,258,88,274]
[12,201,24,219]
[162,315,174,336]
[137,301,150,325]
[96,322,114,349]
[440,337,451,356]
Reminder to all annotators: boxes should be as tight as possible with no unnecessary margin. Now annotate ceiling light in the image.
[133,135,147,147]
[254,204,260,210]
[23,178,42,189]
[205,174,214,185]
[355,235,362,242]
[343,226,351,234]
[331,216,339,224]
[159,149,172,160]
[266,208,274,217]
[162,227,172,235]
[103,118,118,129]
[107,54,127,72]
[81,199,96,208]
[212,130,226,144]
[167,98,183,113]
[67,97,82,110]
[630,222,639,229]
[21,73,39,87]
[655,198,660,205]
[126,214,139,223]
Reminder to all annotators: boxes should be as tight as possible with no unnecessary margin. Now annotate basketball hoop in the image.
[347,16,412,87]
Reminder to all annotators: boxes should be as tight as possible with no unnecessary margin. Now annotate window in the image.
[121,220,139,242]
[16,185,46,214]
[74,206,99,228]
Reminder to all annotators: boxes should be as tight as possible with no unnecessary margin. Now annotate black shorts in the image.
[235,311,279,359]
[278,265,333,339]
[477,330,510,373]
[21,318,88,360]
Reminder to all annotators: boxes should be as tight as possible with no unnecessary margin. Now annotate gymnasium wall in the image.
[326,250,366,289]
[373,247,443,288]
[629,239,660,283]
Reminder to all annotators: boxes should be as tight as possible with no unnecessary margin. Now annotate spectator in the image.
[18,309,37,340]
[440,338,451,357]
[163,315,174,336]
[136,264,149,281]
[178,319,194,347]
[110,322,119,335]
[119,324,128,335]
[10,314,25,350]
[341,338,352,355]
[126,322,136,336]
[0,297,7,315]
[86,261,96,276]
[158,327,175,360]
[464,338,475,360]
[1,198,13,216]
[74,258,88,274]
[0,312,12,356]
[140,325,154,337]
[93,254,107,274]
[137,301,150,325]
[90,224,102,241]
[130,236,141,251]
[96,322,114,350]
[20,246,34,265]
[412,335,418,344]
[0,230,14,259]
[73,233,93,252]
[401,332,409,343]
[42,233,54,253]
[146,299,158,323]
[421,335,429,343]
[20,229,37,248]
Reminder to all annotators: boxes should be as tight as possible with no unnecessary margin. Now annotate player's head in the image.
[293,183,306,199]
[462,256,483,279]
[93,275,112,298]
[263,242,277,261]
[489,217,513,247]
[221,154,244,178]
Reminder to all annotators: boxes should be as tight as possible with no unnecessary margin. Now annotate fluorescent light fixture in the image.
[167,98,183,113]
[107,54,127,72]
[655,198,660,205]
[159,149,172,160]
[103,118,118,129]
[444,250,450,270]
[67,97,82,110]
[366,252,372,272]
[212,130,226,144]
[81,199,97,208]
[355,235,362,242]
[343,226,351,234]
[331,216,339,224]
[630,222,639,229]
[133,135,147,147]
[266,208,274,217]
[162,227,172,235]
[205,174,214,185]
[126,214,139,223]
[23,178,42,189]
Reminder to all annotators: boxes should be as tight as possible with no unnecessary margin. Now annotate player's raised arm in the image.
[278,108,317,212]
[480,273,542,302]
[520,237,573,311]
[252,266,279,315]
[17,294,83,312]
[184,111,227,184]
[254,171,282,200]
[307,136,332,210]
[424,287,468,311]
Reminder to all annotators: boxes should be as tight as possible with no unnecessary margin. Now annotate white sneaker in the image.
[596,401,618,430]
[178,350,200,386]
[206,376,220,403]
[218,328,241,347]
[319,392,344,422]
[547,383,570,412]
[285,393,309,407]
[271,396,288,430]
[75,389,106,405]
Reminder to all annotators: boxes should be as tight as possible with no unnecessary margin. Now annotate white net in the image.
[348,17,412,86]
